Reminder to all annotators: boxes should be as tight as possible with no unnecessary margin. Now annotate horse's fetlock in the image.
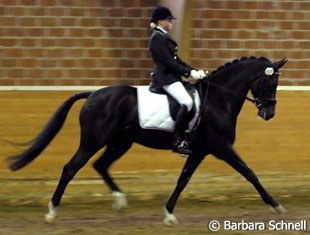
[164,205,173,214]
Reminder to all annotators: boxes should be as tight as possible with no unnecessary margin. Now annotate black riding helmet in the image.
[150,6,176,24]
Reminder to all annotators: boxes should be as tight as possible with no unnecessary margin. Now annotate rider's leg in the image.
[163,82,193,156]
[163,82,193,112]
[172,105,192,156]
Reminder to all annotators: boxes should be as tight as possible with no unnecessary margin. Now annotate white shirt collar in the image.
[156,26,168,34]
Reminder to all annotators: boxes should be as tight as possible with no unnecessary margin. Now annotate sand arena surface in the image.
[0,90,309,234]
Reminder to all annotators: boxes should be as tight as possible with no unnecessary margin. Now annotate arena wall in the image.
[0,0,309,86]
[190,0,310,86]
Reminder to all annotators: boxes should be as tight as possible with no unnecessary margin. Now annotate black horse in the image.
[7,56,287,225]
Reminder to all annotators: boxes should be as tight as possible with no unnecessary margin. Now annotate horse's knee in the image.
[61,164,78,181]
[246,172,259,184]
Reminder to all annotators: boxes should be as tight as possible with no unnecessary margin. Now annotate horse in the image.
[7,56,287,225]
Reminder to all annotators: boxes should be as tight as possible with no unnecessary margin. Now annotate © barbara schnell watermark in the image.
[207,219,308,232]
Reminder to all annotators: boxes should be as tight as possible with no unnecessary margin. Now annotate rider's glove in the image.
[190,70,200,80]
[197,70,208,79]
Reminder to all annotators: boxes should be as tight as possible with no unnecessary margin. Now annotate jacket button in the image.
[175,46,178,50]
[174,56,177,59]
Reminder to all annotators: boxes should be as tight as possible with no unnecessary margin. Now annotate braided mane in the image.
[209,56,270,77]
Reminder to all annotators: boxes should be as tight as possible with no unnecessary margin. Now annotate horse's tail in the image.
[7,92,92,171]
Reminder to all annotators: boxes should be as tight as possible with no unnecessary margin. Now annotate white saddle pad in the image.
[137,86,200,132]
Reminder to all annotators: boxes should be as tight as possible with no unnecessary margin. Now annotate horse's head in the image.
[250,58,288,121]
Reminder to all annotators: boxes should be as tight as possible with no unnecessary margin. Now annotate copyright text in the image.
[208,219,307,232]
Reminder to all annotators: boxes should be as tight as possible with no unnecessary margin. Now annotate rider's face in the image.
[158,18,174,31]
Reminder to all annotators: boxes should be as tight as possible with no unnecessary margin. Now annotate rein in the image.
[203,79,258,104]
[193,63,281,130]
[200,72,276,108]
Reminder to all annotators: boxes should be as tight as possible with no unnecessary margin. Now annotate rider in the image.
[149,6,207,156]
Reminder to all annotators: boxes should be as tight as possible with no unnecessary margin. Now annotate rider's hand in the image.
[197,70,208,79]
[190,70,200,80]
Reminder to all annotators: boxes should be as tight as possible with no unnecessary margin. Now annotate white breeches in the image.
[163,82,193,112]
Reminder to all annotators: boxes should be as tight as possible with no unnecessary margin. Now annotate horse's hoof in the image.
[163,208,179,226]
[112,191,128,211]
[271,204,287,214]
[45,201,57,223]
[163,215,179,226]
[45,213,56,223]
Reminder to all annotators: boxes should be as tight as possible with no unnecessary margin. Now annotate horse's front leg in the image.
[214,146,286,213]
[164,155,204,226]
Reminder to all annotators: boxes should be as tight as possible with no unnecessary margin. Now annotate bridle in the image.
[200,69,279,109]
[250,72,278,108]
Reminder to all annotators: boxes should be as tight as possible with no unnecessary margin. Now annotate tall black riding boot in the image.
[172,105,192,157]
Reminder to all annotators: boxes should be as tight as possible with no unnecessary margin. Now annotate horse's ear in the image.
[273,58,288,70]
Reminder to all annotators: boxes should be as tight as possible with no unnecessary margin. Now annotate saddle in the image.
[137,84,200,132]
[149,82,197,121]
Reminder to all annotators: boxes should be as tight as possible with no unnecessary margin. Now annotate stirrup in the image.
[172,140,192,157]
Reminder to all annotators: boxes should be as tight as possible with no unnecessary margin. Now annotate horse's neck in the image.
[200,58,268,130]
[225,73,251,115]
[207,71,251,117]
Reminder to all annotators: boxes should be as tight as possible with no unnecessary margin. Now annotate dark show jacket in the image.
[149,27,194,90]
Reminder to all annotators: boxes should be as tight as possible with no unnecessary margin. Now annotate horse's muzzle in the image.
[258,109,275,121]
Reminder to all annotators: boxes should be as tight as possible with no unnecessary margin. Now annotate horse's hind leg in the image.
[45,144,99,223]
[93,141,132,210]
